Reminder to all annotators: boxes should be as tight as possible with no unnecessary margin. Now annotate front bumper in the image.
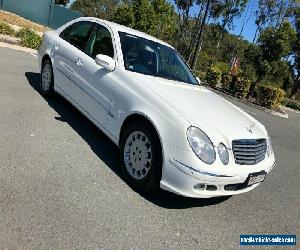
[160,141,276,198]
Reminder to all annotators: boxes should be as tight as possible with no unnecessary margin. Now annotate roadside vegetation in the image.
[16,28,42,49]
[0,21,15,36]
[0,21,42,49]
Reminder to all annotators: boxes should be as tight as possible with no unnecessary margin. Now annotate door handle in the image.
[75,57,83,66]
[54,43,60,51]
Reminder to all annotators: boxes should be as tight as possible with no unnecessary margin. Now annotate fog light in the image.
[194,183,206,190]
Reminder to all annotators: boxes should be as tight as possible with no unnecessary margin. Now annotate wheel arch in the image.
[41,54,52,67]
[119,113,163,155]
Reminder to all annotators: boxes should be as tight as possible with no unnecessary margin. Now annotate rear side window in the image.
[60,21,94,50]
[86,25,114,59]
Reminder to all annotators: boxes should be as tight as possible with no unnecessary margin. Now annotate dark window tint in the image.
[119,32,197,85]
[86,25,114,58]
[60,21,94,50]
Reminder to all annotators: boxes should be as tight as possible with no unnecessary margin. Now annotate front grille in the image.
[232,139,267,165]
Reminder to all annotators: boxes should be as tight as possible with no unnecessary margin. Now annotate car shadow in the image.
[25,72,231,209]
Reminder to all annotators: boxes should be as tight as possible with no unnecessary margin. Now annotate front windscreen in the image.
[119,32,198,85]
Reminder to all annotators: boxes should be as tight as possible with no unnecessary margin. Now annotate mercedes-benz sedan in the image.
[38,17,276,198]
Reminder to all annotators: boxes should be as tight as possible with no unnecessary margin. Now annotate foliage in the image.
[221,73,233,91]
[214,61,230,74]
[70,0,119,20]
[16,28,42,49]
[258,21,297,61]
[0,21,15,36]
[264,60,293,89]
[112,0,176,41]
[232,77,251,98]
[151,0,176,41]
[290,11,300,98]
[285,99,300,110]
[132,0,156,34]
[205,67,221,88]
[257,85,286,108]
[193,70,206,81]
[113,5,135,27]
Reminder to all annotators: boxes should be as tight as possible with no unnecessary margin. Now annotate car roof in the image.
[76,17,173,49]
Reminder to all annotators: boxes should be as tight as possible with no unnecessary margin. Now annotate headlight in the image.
[217,143,229,165]
[267,136,273,157]
[187,127,216,164]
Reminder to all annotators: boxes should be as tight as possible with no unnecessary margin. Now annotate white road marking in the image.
[30,53,38,58]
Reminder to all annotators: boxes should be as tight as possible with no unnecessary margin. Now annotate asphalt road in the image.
[0,47,299,250]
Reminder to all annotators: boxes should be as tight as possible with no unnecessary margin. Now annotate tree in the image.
[113,4,135,27]
[175,0,196,49]
[245,21,296,98]
[70,0,120,20]
[213,0,248,48]
[190,0,211,69]
[131,0,156,34]
[258,21,297,61]
[152,0,177,41]
[55,0,69,6]
[290,9,300,98]
[253,0,297,42]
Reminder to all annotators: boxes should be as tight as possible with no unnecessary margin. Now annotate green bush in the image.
[284,99,300,110]
[257,85,285,109]
[16,28,42,49]
[232,78,251,98]
[205,67,221,88]
[0,21,15,36]
[221,74,250,98]
[214,61,230,75]
[221,73,232,91]
[193,70,206,82]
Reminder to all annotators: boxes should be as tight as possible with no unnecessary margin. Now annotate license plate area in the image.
[247,171,266,186]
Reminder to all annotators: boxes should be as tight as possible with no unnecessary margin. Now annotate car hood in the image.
[132,73,267,148]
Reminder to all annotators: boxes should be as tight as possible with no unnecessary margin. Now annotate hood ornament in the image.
[245,122,256,133]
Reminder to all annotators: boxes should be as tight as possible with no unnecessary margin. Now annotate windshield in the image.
[119,32,198,85]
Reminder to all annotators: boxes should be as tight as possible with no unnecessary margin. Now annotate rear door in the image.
[52,21,95,99]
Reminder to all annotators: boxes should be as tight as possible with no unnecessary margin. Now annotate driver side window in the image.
[85,25,114,59]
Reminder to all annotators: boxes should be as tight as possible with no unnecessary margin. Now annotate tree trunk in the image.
[187,4,204,63]
[252,26,260,43]
[190,0,210,70]
[290,77,300,99]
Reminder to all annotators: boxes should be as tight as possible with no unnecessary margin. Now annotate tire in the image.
[40,59,54,96]
[120,120,162,191]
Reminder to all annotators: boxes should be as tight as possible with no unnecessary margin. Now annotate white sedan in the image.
[38,17,275,198]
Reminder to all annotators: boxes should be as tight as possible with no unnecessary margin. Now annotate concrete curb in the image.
[282,106,300,114]
[0,41,37,54]
[0,34,20,45]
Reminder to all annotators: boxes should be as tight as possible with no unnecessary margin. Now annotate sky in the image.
[175,0,258,42]
[68,0,258,42]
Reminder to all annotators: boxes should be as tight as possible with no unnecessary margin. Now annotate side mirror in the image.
[95,54,116,71]
[196,77,201,84]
